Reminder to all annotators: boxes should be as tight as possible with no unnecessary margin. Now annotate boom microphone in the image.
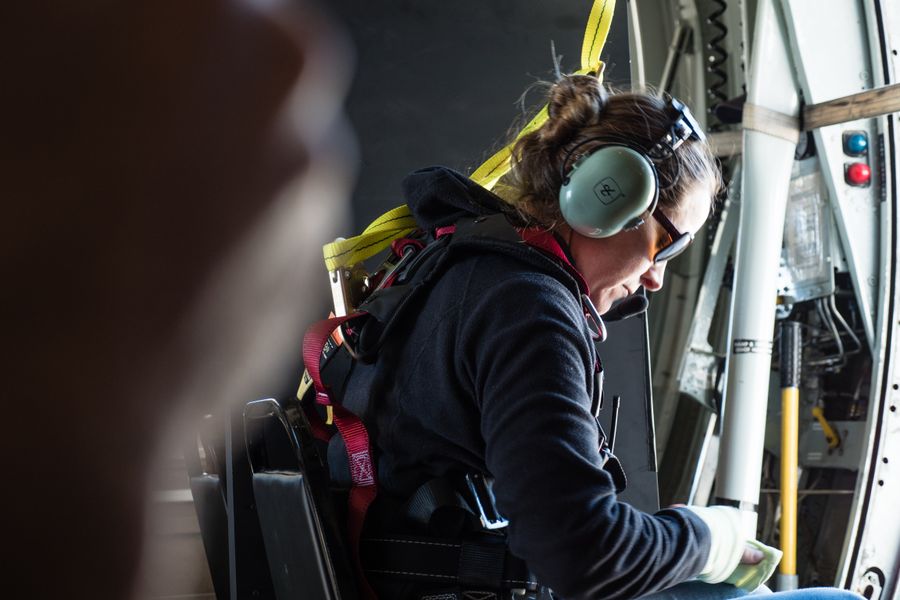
[602,294,649,322]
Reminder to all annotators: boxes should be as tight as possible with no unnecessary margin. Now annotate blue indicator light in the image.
[845,132,868,155]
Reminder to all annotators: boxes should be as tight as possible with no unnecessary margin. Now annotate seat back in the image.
[244,398,357,600]
[189,474,230,599]
[185,414,230,599]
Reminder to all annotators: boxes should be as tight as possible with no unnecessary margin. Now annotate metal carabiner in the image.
[581,293,608,342]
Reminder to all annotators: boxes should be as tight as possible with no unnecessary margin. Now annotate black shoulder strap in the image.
[353,213,582,361]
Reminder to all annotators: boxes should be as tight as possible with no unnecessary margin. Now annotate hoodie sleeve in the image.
[457,268,711,600]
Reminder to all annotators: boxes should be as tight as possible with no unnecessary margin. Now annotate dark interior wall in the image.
[325,0,631,229]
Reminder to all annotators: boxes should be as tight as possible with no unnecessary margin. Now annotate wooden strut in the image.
[708,82,900,156]
[804,81,900,131]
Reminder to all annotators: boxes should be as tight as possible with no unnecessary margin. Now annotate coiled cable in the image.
[706,0,729,130]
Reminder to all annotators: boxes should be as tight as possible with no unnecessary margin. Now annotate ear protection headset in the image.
[558,97,705,238]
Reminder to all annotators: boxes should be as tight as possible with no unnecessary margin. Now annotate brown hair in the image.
[498,74,721,229]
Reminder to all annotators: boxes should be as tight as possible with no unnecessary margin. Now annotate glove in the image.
[725,539,783,591]
[683,505,745,584]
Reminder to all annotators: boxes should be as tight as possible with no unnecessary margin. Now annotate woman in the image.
[343,74,859,600]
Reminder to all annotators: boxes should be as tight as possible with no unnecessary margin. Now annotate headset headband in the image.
[559,96,704,182]
[556,96,706,239]
[646,97,705,160]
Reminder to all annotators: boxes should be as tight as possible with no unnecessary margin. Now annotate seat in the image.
[185,413,230,599]
[244,398,358,600]
[187,406,278,600]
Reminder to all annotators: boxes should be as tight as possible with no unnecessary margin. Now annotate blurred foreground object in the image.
[0,1,354,598]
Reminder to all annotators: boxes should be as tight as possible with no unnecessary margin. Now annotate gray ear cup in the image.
[558,145,659,238]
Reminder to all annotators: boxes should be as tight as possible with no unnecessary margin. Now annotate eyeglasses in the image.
[651,208,694,263]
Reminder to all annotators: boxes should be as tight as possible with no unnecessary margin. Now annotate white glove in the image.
[725,539,783,591]
[683,505,746,584]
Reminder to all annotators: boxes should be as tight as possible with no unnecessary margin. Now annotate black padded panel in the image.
[190,475,230,600]
[597,311,661,514]
[252,472,337,600]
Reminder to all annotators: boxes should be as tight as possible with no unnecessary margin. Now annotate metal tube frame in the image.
[714,0,800,536]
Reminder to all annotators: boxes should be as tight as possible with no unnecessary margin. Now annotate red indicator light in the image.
[846,162,871,186]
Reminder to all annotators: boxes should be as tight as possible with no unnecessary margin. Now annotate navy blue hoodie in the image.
[354,166,711,599]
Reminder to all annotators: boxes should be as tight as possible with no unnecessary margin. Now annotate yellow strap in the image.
[470,106,550,190]
[322,205,418,271]
[322,0,617,269]
[471,0,616,190]
[581,0,615,75]
[297,368,313,402]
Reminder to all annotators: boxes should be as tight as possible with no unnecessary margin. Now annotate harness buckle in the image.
[369,240,422,293]
[465,473,509,530]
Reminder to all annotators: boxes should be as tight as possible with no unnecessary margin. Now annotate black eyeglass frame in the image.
[651,208,693,263]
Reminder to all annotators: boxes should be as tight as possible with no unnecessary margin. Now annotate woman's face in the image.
[567,182,713,314]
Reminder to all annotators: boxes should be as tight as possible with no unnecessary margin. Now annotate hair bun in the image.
[544,74,608,144]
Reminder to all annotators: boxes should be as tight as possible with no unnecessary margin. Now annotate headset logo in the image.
[594,177,624,205]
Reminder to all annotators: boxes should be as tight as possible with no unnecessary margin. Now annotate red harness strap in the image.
[303,314,378,599]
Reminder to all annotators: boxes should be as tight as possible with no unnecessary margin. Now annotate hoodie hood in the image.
[401,166,511,230]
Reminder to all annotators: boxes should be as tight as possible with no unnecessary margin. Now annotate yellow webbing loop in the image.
[581,0,616,75]
[321,0,617,270]
[322,205,418,272]
[469,106,550,190]
[471,0,616,190]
